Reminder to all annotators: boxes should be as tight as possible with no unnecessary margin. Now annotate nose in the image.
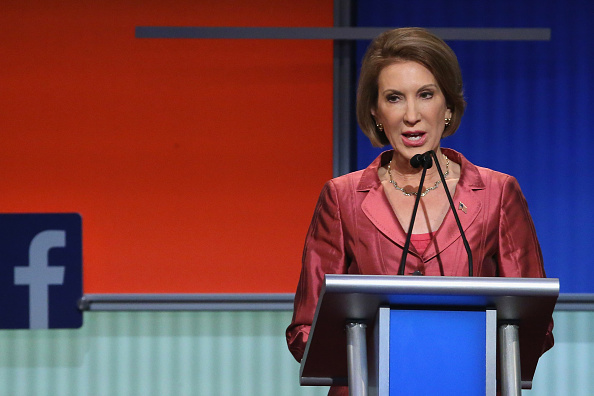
[404,101,421,125]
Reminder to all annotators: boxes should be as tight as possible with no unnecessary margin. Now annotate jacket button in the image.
[412,270,424,276]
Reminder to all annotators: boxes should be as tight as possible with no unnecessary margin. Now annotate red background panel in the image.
[0,1,334,293]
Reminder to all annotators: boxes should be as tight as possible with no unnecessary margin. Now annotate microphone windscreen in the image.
[410,154,424,168]
[422,152,433,169]
[410,152,433,169]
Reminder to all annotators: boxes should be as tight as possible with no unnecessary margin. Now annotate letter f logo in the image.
[14,230,66,329]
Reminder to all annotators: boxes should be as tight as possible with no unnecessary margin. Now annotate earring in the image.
[376,123,384,132]
[444,117,452,127]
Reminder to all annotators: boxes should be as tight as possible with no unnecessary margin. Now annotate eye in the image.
[386,93,401,103]
[419,90,434,99]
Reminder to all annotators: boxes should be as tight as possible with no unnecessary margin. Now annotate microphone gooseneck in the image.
[428,150,474,277]
[397,153,432,275]
[397,150,474,277]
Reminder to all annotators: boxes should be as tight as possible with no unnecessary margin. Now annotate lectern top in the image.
[300,275,558,386]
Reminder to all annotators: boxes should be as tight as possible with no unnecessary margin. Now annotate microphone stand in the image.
[428,150,474,277]
[397,153,432,276]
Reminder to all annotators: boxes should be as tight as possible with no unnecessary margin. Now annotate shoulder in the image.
[331,150,393,191]
[315,170,366,213]
[476,166,516,186]
[328,169,366,192]
[443,148,519,192]
[325,149,390,193]
[477,168,527,209]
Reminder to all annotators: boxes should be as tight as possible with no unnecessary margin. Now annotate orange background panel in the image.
[0,1,334,293]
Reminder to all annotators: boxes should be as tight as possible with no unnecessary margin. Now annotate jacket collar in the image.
[359,148,485,259]
[356,150,392,192]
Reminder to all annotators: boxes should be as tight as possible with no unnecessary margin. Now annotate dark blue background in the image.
[0,214,82,329]
[355,0,594,292]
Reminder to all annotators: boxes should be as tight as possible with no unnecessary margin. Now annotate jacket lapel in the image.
[361,183,408,248]
[423,148,486,261]
[358,150,408,248]
[356,148,486,261]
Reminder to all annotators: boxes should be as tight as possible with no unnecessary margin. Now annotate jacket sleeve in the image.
[286,180,349,362]
[497,175,554,354]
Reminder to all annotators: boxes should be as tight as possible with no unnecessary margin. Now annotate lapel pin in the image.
[458,202,468,214]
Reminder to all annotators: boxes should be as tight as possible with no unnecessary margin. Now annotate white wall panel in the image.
[0,310,591,395]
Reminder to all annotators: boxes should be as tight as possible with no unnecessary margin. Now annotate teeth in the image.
[405,134,421,141]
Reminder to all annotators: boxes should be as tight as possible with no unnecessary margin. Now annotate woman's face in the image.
[371,61,452,161]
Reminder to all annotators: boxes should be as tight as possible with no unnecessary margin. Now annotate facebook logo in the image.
[0,214,82,329]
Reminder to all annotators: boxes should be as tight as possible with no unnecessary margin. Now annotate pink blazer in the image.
[287,148,553,367]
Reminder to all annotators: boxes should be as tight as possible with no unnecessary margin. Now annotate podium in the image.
[299,275,559,396]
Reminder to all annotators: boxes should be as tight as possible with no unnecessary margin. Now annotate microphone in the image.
[398,151,474,277]
[427,150,474,277]
[409,152,433,169]
[398,153,432,275]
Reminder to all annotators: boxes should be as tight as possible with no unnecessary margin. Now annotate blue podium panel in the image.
[389,309,486,395]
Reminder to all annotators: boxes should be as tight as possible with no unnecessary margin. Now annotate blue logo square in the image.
[0,214,83,329]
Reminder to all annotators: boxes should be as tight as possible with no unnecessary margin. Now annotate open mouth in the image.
[401,131,427,146]
[403,132,423,141]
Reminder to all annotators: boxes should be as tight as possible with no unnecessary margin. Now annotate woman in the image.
[286,28,553,395]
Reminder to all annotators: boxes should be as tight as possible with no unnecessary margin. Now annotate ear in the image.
[445,108,453,119]
[371,109,381,126]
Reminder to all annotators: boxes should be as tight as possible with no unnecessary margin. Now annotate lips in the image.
[401,131,427,147]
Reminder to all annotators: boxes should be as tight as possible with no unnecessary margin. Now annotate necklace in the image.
[387,154,450,197]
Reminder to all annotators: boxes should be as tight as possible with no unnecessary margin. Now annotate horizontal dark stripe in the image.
[80,292,590,311]
[555,293,594,311]
[135,27,551,41]
[79,293,295,311]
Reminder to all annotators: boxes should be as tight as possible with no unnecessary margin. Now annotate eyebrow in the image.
[418,84,439,91]
[381,84,439,95]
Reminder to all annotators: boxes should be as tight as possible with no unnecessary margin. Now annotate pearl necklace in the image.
[387,154,449,197]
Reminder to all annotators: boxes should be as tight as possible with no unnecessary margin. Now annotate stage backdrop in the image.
[3,1,592,294]
[0,1,333,293]
[356,0,594,293]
